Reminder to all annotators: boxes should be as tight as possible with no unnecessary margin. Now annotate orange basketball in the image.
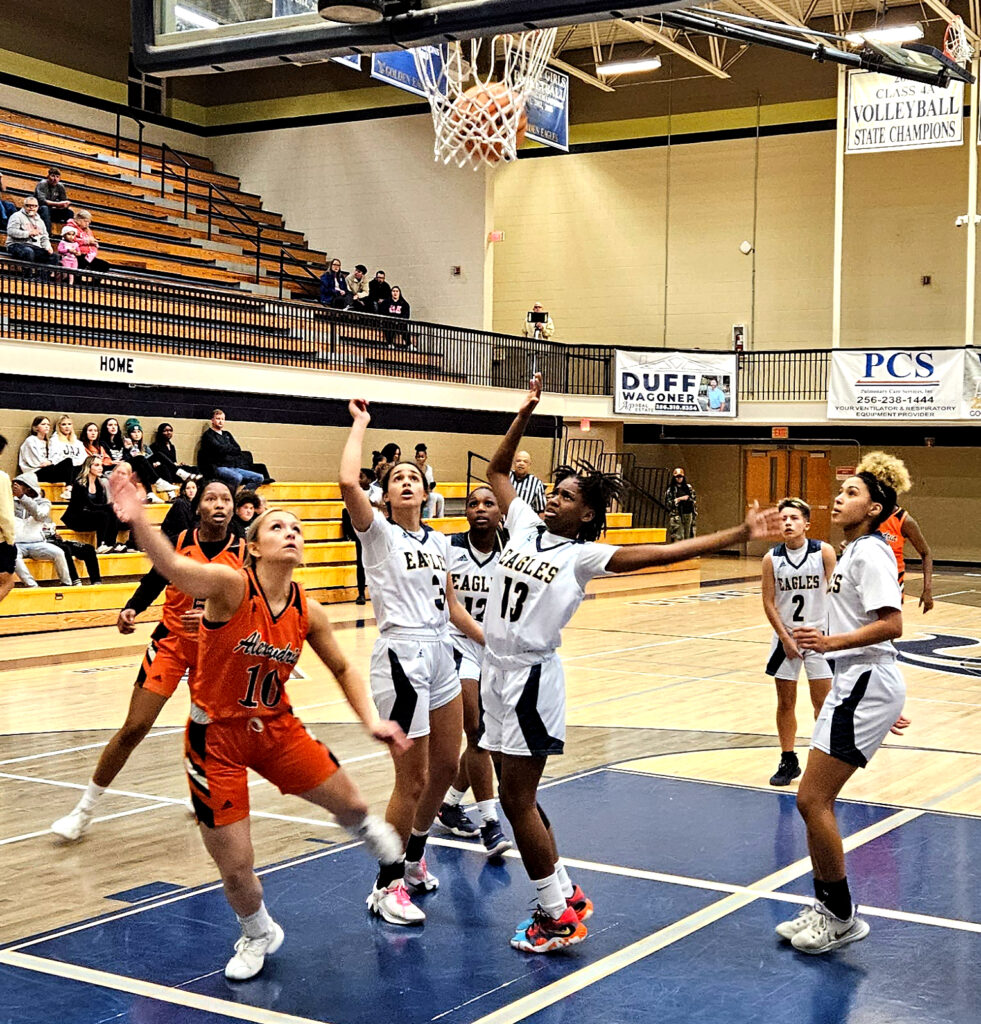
[450,82,528,164]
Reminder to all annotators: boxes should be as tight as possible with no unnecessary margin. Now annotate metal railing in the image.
[113,112,145,178]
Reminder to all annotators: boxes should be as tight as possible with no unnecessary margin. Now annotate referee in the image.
[509,450,546,513]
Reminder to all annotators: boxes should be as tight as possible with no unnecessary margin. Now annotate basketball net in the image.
[943,16,974,67]
[413,29,558,170]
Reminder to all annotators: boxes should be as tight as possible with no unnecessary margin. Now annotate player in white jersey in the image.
[483,375,782,954]
[341,399,483,927]
[435,486,513,857]
[778,457,911,955]
[761,498,836,787]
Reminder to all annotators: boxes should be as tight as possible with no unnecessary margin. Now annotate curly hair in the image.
[552,464,624,542]
[855,451,911,496]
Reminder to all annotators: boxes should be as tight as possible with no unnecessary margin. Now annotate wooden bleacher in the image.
[2,481,694,636]
[0,104,328,295]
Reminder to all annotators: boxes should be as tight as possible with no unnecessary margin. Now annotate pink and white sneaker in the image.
[366,880,426,925]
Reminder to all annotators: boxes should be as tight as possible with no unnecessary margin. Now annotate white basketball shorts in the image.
[370,635,461,740]
[479,652,565,758]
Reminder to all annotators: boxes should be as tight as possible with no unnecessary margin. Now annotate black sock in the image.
[782,751,799,763]
[405,829,428,863]
[814,877,852,921]
[376,858,405,889]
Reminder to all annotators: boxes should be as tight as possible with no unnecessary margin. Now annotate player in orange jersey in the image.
[110,474,409,981]
[52,478,243,841]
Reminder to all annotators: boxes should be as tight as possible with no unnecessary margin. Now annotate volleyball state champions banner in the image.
[614,351,737,417]
[828,349,973,419]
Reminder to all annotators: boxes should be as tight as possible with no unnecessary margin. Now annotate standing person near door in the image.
[664,468,696,541]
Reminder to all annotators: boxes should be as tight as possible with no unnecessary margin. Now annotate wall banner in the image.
[614,351,737,417]
[846,71,964,154]
[370,48,446,99]
[828,349,964,419]
[964,349,981,419]
[525,67,569,151]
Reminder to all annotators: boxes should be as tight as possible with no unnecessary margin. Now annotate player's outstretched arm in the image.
[112,473,243,612]
[306,601,410,753]
[446,576,484,645]
[607,503,782,573]
[340,399,374,533]
[487,373,542,516]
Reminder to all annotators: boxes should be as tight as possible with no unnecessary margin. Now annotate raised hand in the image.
[348,398,371,426]
[112,472,148,526]
[520,372,543,416]
[744,502,782,541]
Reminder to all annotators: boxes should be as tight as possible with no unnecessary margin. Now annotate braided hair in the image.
[552,464,624,542]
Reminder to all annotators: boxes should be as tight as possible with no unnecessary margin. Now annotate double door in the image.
[744,449,832,543]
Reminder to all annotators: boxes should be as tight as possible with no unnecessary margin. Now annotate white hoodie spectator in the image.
[12,471,73,586]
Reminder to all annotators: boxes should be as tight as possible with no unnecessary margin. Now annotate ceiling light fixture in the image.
[174,4,221,29]
[318,0,385,24]
[596,55,663,75]
[845,24,924,46]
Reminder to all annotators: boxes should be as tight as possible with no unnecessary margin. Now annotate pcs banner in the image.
[828,349,965,419]
[614,351,737,417]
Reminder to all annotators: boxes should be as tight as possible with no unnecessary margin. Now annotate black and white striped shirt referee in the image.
[509,450,546,513]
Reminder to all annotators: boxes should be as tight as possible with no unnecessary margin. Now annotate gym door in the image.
[744,449,832,541]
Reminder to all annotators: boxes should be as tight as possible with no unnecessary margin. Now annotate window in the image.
[128,55,165,115]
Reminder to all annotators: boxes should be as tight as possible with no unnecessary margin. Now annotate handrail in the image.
[113,112,145,178]
[277,246,323,300]
[466,451,491,497]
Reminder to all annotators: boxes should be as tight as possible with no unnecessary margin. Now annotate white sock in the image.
[237,901,273,938]
[345,813,403,865]
[476,799,498,825]
[444,787,467,807]
[533,872,567,920]
[555,860,574,900]
[79,781,107,812]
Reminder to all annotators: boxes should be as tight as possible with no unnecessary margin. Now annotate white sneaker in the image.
[775,903,823,940]
[790,902,870,954]
[96,544,112,554]
[176,468,191,481]
[51,803,94,841]
[146,492,164,504]
[59,487,72,501]
[404,857,439,893]
[224,921,284,981]
[366,881,425,925]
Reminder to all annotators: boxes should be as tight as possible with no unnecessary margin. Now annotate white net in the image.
[413,29,558,170]
[943,16,974,67]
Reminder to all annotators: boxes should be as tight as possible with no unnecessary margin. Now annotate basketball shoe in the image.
[366,880,426,925]
[788,902,870,954]
[510,906,587,953]
[225,921,284,981]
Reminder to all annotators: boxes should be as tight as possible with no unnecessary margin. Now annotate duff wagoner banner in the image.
[828,349,964,419]
[614,351,737,417]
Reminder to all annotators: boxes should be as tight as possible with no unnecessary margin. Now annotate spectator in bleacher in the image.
[48,415,87,475]
[99,417,126,470]
[5,196,58,273]
[58,224,81,285]
[34,167,74,233]
[342,467,372,605]
[81,422,112,466]
[414,443,445,519]
[67,211,111,274]
[346,264,371,311]
[380,286,411,347]
[122,418,175,502]
[367,451,387,508]
[160,477,198,542]
[62,456,128,554]
[521,301,555,341]
[11,471,75,588]
[230,489,260,540]
[368,269,392,312]
[19,416,75,497]
[197,409,270,491]
[148,422,198,484]
[381,443,401,466]
[0,172,17,230]
[0,435,18,606]
[320,257,351,308]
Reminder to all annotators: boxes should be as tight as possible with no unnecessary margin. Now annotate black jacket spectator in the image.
[368,271,393,313]
[197,411,272,487]
[320,260,351,308]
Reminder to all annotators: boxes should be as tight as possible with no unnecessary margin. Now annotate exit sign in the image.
[771,427,789,439]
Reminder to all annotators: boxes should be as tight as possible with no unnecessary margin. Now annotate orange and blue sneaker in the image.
[567,884,593,921]
[510,906,587,953]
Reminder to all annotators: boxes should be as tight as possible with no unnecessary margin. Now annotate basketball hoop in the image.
[943,16,973,67]
[413,29,557,170]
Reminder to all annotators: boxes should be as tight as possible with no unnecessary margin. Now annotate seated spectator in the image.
[341,467,372,604]
[62,457,128,553]
[34,167,74,233]
[58,224,81,285]
[414,443,445,519]
[149,422,198,484]
[80,422,112,466]
[230,489,260,539]
[346,264,370,311]
[197,409,272,492]
[67,210,111,274]
[48,414,87,475]
[161,477,198,542]
[0,435,15,606]
[122,418,174,502]
[99,417,126,470]
[11,471,74,587]
[320,258,351,308]
[368,269,392,313]
[0,172,17,230]
[381,443,401,465]
[367,451,388,508]
[380,286,411,347]
[5,197,58,274]
[19,416,75,496]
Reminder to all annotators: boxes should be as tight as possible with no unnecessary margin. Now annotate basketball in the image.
[450,82,528,164]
